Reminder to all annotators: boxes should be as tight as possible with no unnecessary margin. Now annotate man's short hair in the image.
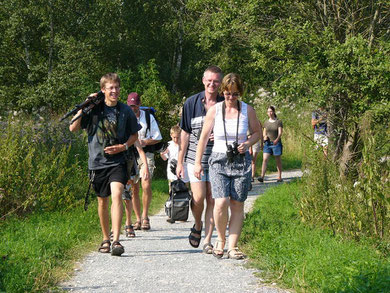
[170,125,181,134]
[203,65,223,79]
[100,73,121,89]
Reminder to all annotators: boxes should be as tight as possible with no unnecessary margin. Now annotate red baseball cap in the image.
[127,92,141,105]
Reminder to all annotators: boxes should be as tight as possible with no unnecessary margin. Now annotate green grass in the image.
[0,178,169,292]
[241,181,390,292]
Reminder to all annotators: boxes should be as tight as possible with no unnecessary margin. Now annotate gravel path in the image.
[61,169,302,293]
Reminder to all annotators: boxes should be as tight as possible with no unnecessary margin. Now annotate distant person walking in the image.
[69,73,140,256]
[121,140,150,238]
[127,92,163,231]
[258,106,283,183]
[194,73,261,259]
[311,104,328,156]
[176,65,224,254]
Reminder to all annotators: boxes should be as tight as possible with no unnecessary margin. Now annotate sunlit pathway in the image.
[61,169,302,293]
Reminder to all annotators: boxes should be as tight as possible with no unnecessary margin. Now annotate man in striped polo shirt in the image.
[176,66,224,253]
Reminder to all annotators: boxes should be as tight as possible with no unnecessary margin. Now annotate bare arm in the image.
[176,130,190,179]
[274,126,283,145]
[135,140,150,180]
[237,106,260,153]
[194,106,215,178]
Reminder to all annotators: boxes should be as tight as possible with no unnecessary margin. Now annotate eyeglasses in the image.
[223,92,240,98]
[105,86,120,92]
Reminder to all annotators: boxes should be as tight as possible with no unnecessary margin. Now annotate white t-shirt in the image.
[165,141,179,180]
[137,110,162,140]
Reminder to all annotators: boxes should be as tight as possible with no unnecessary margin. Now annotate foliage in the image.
[299,107,390,243]
[241,182,390,292]
[0,114,88,218]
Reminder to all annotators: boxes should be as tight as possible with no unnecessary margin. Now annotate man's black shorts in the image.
[90,164,127,198]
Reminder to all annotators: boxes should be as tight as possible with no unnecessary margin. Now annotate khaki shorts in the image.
[137,152,156,179]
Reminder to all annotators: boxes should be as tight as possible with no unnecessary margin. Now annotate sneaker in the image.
[257,177,264,183]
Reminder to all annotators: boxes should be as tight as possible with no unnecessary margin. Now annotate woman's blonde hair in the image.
[220,73,244,96]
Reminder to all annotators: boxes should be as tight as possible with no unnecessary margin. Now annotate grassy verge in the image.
[241,181,390,292]
[0,178,169,292]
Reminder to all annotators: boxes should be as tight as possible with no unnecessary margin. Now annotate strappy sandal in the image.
[189,223,202,248]
[141,218,151,230]
[125,225,135,238]
[227,247,246,260]
[133,220,141,230]
[111,241,124,256]
[98,240,111,253]
[202,243,213,254]
[212,239,225,259]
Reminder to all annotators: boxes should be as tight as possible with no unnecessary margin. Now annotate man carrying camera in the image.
[69,73,140,256]
[127,92,162,231]
[176,66,224,254]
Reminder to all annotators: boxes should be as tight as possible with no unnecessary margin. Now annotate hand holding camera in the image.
[226,141,245,163]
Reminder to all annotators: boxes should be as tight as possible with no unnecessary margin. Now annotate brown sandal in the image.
[141,218,150,230]
[212,239,225,259]
[227,247,246,260]
[111,241,124,256]
[125,225,135,238]
[133,220,141,230]
[98,240,111,253]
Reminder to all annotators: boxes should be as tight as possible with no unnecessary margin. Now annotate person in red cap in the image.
[127,92,162,230]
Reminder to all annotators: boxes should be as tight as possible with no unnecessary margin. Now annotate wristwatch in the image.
[123,143,129,151]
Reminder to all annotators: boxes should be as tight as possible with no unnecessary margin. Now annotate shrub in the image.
[0,113,89,218]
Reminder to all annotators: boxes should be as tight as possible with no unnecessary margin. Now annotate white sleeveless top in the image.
[212,101,249,153]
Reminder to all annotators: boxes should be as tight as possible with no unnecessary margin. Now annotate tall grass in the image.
[241,181,390,292]
[0,114,89,218]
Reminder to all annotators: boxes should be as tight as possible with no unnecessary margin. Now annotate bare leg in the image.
[261,153,271,178]
[124,200,133,226]
[98,196,110,241]
[110,182,124,242]
[251,152,259,179]
[228,199,245,250]
[189,181,206,246]
[275,155,282,180]
[131,180,141,224]
[141,176,152,220]
[214,197,229,243]
[203,182,215,244]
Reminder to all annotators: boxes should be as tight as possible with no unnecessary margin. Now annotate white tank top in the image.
[212,101,249,153]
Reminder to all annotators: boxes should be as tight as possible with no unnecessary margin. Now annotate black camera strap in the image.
[222,101,241,148]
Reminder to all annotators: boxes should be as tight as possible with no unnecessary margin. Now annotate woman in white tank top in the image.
[193,73,261,260]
